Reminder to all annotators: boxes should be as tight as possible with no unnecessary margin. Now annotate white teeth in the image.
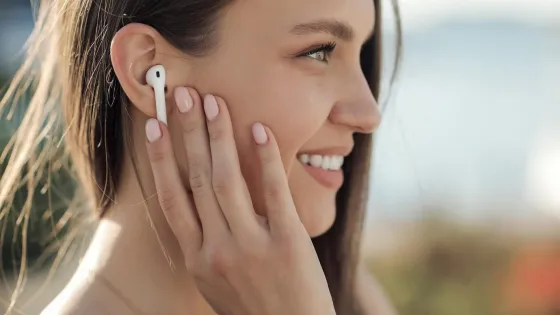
[329,157,337,170]
[310,155,323,168]
[298,154,344,171]
[321,156,330,170]
[330,156,343,169]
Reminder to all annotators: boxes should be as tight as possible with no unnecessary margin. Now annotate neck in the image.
[71,115,214,315]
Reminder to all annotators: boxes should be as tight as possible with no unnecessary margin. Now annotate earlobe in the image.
[110,23,175,119]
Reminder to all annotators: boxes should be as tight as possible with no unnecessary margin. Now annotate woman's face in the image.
[170,0,380,236]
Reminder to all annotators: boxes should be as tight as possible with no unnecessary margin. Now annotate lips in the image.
[301,164,344,189]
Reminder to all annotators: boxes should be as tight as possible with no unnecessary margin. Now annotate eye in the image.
[299,42,337,63]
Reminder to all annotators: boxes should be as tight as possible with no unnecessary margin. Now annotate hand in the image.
[144,86,336,315]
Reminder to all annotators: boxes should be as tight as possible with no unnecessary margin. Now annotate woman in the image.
[0,0,400,314]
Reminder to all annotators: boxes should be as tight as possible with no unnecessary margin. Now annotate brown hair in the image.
[0,0,401,313]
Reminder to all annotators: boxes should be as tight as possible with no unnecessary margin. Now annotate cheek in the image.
[212,66,329,211]
[209,61,328,161]
[197,56,332,216]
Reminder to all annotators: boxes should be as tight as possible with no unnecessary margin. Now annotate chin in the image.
[298,196,337,238]
[289,161,341,237]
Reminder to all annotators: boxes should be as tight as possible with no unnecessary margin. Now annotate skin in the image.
[42,0,391,314]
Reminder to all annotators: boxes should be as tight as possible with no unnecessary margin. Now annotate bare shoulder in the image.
[356,263,399,315]
[40,292,112,315]
[41,303,109,315]
[40,279,125,315]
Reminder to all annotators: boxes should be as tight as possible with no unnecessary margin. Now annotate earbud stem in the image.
[155,89,167,125]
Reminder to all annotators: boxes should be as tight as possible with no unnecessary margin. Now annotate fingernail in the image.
[175,87,193,113]
[203,94,219,121]
[252,123,268,145]
[146,118,162,143]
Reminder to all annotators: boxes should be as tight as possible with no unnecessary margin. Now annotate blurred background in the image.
[1,0,559,314]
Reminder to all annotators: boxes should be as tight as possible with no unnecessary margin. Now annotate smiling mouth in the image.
[297,154,345,171]
[296,153,347,189]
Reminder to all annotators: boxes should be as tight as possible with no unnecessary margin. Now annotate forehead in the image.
[221,0,375,41]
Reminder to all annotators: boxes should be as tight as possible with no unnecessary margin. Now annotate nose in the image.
[328,72,381,134]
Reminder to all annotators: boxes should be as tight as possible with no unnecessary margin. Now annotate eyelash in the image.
[299,42,337,63]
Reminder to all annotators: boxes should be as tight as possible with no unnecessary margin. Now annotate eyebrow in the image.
[291,19,355,41]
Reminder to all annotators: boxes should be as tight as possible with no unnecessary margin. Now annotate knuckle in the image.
[189,168,211,195]
[148,147,167,164]
[204,246,233,276]
[181,115,202,135]
[275,237,302,266]
[264,184,283,202]
[259,149,276,165]
[157,188,177,212]
[188,153,206,170]
[240,236,268,260]
[211,170,234,197]
[274,221,303,244]
[208,125,225,142]
[212,179,231,197]
[277,235,297,251]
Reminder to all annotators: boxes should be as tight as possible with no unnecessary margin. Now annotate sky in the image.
[382,0,560,30]
[368,0,560,221]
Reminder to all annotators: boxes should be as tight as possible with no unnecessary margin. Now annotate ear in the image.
[110,23,189,119]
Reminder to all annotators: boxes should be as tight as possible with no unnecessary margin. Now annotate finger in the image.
[204,95,260,237]
[145,118,201,257]
[174,87,229,239]
[251,123,300,234]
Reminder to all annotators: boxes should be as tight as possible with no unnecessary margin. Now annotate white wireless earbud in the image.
[146,65,167,125]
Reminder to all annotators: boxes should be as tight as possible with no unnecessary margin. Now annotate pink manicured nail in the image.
[252,123,268,145]
[175,87,193,113]
[203,94,219,121]
[146,118,162,142]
